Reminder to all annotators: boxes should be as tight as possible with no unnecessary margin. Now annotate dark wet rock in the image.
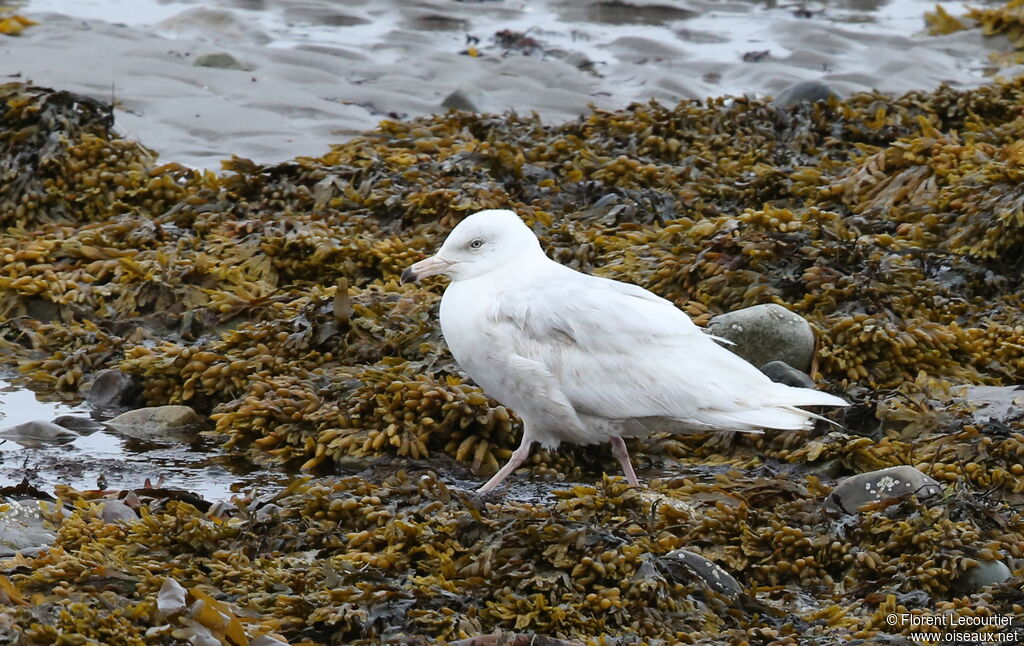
[964,385,1024,424]
[86,369,143,411]
[100,500,138,524]
[442,84,488,112]
[52,415,102,434]
[25,296,60,322]
[706,304,816,371]
[103,405,205,444]
[0,499,56,556]
[560,51,599,74]
[194,52,250,71]
[828,466,942,513]
[254,503,283,523]
[956,559,1012,591]
[0,420,77,447]
[659,548,742,600]
[760,360,816,388]
[773,79,838,108]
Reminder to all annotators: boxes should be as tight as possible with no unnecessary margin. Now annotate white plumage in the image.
[401,209,848,492]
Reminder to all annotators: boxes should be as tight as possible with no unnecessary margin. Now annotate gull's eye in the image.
[469,238,484,249]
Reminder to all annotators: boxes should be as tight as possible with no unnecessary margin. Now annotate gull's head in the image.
[400,209,542,283]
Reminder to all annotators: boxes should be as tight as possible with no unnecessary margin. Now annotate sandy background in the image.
[1,0,1012,168]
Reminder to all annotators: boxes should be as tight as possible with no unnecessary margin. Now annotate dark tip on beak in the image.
[400,267,417,285]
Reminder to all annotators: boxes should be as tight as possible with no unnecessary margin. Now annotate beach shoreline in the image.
[2,0,1011,169]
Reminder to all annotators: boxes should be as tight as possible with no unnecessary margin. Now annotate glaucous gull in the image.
[401,209,848,493]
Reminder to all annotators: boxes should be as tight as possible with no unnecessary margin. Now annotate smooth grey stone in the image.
[103,405,205,444]
[706,303,816,371]
[0,420,77,447]
[52,415,102,434]
[100,500,138,524]
[956,559,1012,591]
[773,79,838,108]
[660,548,742,600]
[156,577,188,619]
[964,385,1023,424]
[828,465,942,513]
[86,369,142,410]
[441,83,488,112]
[760,360,816,388]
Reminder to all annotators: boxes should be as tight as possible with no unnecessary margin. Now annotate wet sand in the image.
[2,0,1010,168]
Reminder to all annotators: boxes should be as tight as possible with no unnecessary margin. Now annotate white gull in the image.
[401,209,848,493]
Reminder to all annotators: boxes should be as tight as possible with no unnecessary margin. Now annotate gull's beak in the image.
[400,255,451,284]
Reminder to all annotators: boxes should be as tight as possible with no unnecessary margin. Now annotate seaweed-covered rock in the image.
[194,52,249,70]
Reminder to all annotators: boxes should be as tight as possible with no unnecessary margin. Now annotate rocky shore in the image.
[1,2,1024,644]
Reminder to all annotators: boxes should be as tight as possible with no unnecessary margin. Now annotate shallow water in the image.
[0,378,284,501]
[11,0,1008,168]
[23,0,989,86]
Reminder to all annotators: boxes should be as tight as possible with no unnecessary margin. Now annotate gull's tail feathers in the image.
[694,384,849,433]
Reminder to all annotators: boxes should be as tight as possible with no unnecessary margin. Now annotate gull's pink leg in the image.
[610,436,640,486]
[477,437,534,493]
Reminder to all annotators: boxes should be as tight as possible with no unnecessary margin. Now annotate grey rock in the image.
[441,83,488,112]
[52,415,103,434]
[828,466,942,513]
[964,385,1024,424]
[156,577,188,620]
[25,297,60,322]
[561,51,598,73]
[194,52,250,71]
[86,369,142,411]
[103,405,205,443]
[956,559,1012,592]
[100,500,138,524]
[706,303,816,371]
[254,503,283,523]
[660,548,742,600]
[0,420,78,447]
[0,499,56,556]
[760,360,816,388]
[773,79,838,108]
